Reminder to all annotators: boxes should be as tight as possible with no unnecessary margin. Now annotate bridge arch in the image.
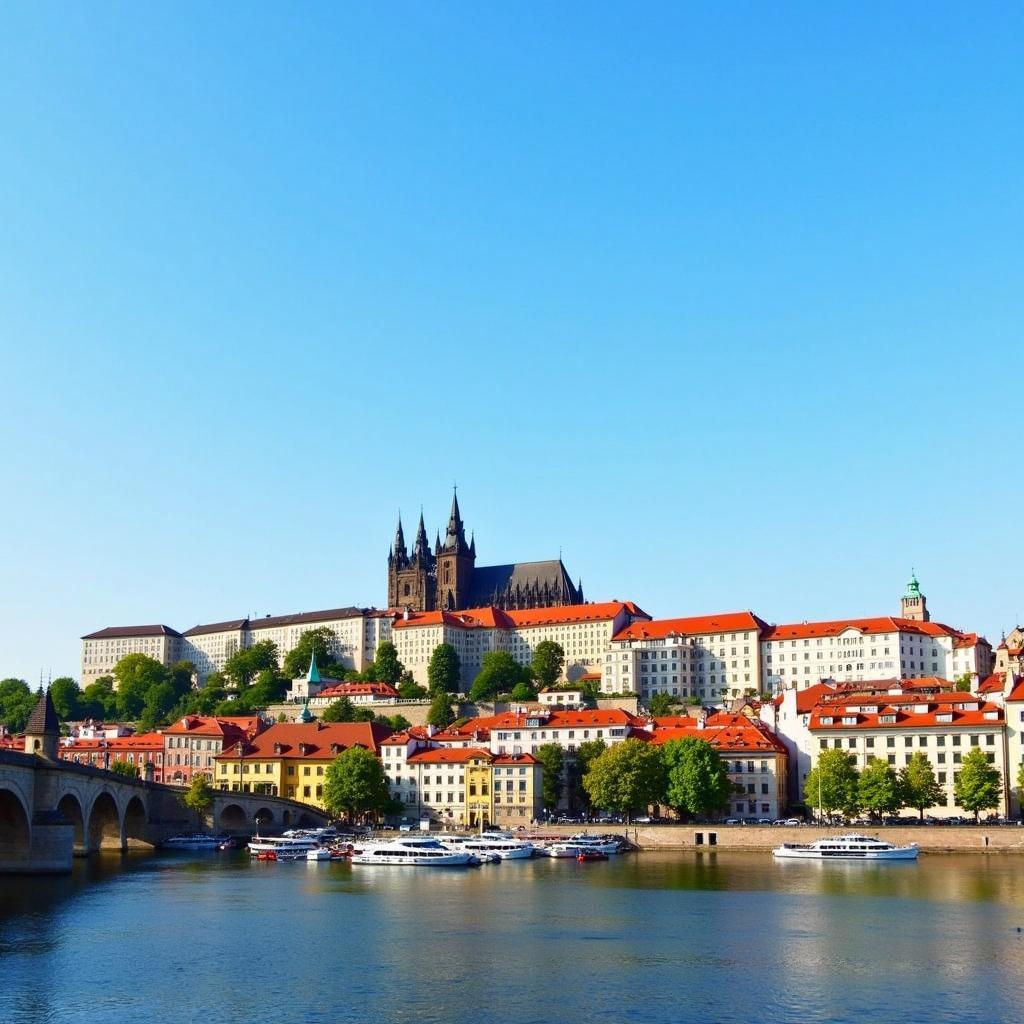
[0,788,31,867]
[253,807,274,828]
[123,795,149,848]
[219,803,248,830]
[87,791,122,851]
[57,792,86,855]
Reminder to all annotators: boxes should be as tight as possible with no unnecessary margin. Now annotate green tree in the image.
[534,743,565,810]
[167,660,197,699]
[469,651,527,702]
[0,679,39,731]
[282,627,337,679]
[954,673,973,693]
[180,673,227,716]
[373,641,404,686]
[224,640,279,689]
[321,696,356,723]
[110,759,140,779]
[954,748,1002,822]
[662,737,732,820]
[113,653,169,719]
[137,682,178,731]
[572,738,607,808]
[647,691,676,717]
[376,713,411,731]
[427,643,461,694]
[49,677,81,721]
[804,749,860,821]
[510,681,537,702]
[898,752,944,820]
[181,774,214,822]
[582,739,666,822]
[323,747,392,820]
[857,757,902,820]
[426,690,455,729]
[397,677,428,700]
[245,668,287,708]
[531,641,565,689]
[80,676,117,720]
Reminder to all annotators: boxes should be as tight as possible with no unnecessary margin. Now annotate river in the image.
[1,850,1022,1023]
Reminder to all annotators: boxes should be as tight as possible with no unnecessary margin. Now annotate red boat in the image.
[256,851,277,862]
[577,850,608,863]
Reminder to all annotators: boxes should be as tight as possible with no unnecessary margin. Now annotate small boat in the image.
[350,837,475,866]
[577,849,608,862]
[773,834,919,861]
[540,842,588,859]
[163,834,225,850]
[256,851,277,862]
[218,837,239,851]
[569,834,623,855]
[306,847,332,861]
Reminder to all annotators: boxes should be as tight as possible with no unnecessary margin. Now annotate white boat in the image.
[773,834,919,861]
[248,835,323,860]
[539,842,588,859]
[441,832,535,860]
[568,835,622,855]
[163,834,225,850]
[306,847,332,861]
[350,837,474,866]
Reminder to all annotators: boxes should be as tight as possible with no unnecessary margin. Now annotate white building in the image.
[79,625,183,687]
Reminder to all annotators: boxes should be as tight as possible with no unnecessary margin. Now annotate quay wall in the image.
[533,824,1024,853]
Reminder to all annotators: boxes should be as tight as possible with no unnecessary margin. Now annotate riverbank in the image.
[531,823,1024,853]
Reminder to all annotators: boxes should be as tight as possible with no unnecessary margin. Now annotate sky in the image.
[1,4,1022,684]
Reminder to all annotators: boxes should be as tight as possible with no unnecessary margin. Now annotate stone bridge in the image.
[0,748,329,874]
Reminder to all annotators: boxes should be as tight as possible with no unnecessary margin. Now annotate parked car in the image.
[783,818,802,826]
[724,818,742,825]
[757,818,772,825]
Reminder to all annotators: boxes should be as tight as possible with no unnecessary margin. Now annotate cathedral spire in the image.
[443,487,468,552]
[390,513,408,568]
[414,510,432,564]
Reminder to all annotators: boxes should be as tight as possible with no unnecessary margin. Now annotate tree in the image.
[954,673,973,693]
[80,676,117,720]
[469,651,527,702]
[662,737,732,820]
[397,677,428,700]
[803,749,860,821]
[647,692,676,718]
[0,679,40,732]
[224,640,279,689]
[373,641,404,686]
[582,739,665,822]
[572,739,607,808]
[426,690,455,729]
[110,759,139,779]
[534,743,565,810]
[954,748,1002,822]
[180,674,227,716]
[427,643,461,694]
[531,641,565,689]
[323,747,392,820]
[137,682,178,731]
[321,696,356,723]
[113,654,168,719]
[49,677,81,721]
[181,774,214,821]
[282,627,337,679]
[245,668,287,708]
[510,682,537,702]
[898,752,944,820]
[857,757,902,820]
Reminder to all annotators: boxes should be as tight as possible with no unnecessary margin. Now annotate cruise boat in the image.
[537,842,589,859]
[567,835,622,855]
[441,833,535,860]
[247,835,323,860]
[350,837,475,866]
[773,834,919,861]
[163,835,226,850]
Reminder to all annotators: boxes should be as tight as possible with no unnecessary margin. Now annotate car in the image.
[757,818,772,825]
[724,818,742,825]
[634,816,652,824]
[771,819,788,826]
[783,818,802,826]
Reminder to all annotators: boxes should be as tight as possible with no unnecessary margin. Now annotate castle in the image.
[386,491,583,612]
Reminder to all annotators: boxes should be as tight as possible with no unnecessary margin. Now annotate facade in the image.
[392,601,650,688]
[995,626,1024,677]
[1002,675,1024,817]
[213,721,391,808]
[79,625,182,687]
[309,682,400,708]
[387,491,583,612]
[58,731,166,782]
[606,612,768,702]
[162,715,266,785]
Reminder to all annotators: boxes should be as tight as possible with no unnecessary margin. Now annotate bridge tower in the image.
[23,689,59,759]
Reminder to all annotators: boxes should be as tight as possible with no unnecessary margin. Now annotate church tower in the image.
[24,689,59,759]
[435,490,475,611]
[900,570,929,622]
[388,512,436,611]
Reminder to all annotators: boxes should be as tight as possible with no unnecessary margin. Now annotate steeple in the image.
[443,488,468,552]
[390,513,408,568]
[414,511,432,564]
[24,689,59,758]
[900,569,929,622]
[307,650,322,684]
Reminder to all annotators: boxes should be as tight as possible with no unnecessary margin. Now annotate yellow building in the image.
[490,753,543,827]
[214,721,391,811]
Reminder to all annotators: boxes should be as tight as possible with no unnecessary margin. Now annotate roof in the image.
[163,715,263,738]
[249,607,371,630]
[794,682,837,714]
[407,747,493,764]
[646,721,789,755]
[466,559,581,608]
[483,708,645,730]
[380,726,433,746]
[613,611,769,642]
[977,673,1006,695]
[809,695,1004,731]
[81,624,182,640]
[215,721,392,760]
[393,601,648,631]
[317,682,399,699]
[762,617,967,642]
[183,618,250,637]
[1006,676,1024,702]
[26,691,59,735]
[60,732,165,752]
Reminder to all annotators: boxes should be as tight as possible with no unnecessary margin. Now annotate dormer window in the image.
[842,716,858,725]
[936,713,953,723]
[879,714,897,724]
[273,742,283,755]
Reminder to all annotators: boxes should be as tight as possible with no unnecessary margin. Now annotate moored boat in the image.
[773,834,919,861]
[350,837,474,866]
[440,833,535,860]
[576,849,608,862]
[163,834,226,850]
[248,835,323,860]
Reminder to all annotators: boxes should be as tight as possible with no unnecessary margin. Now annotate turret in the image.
[24,689,59,759]
[389,514,408,569]
[413,511,433,566]
[900,570,929,622]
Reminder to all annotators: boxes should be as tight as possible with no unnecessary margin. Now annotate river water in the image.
[1,849,1022,1023]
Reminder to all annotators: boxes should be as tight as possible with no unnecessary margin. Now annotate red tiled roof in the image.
[646,721,789,755]
[492,753,539,765]
[809,697,1003,731]
[613,611,768,642]
[794,682,837,714]
[214,721,391,760]
[380,726,433,746]
[484,708,645,730]
[763,617,966,641]
[163,715,263,738]
[407,747,493,764]
[977,673,1006,695]
[1006,676,1024,702]
[316,682,399,699]
[60,731,165,753]
[393,601,649,631]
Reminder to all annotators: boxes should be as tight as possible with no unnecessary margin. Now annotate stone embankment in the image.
[534,823,1024,853]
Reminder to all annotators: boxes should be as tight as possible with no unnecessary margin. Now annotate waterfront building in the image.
[213,721,391,807]
[1001,674,1024,817]
[58,731,166,781]
[163,715,266,786]
[387,491,583,613]
[79,625,182,688]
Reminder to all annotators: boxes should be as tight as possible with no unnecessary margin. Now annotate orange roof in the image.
[613,611,768,642]
[393,601,649,631]
[1006,676,1024,702]
[407,747,493,764]
[646,721,788,755]
[380,726,433,746]
[763,617,966,642]
[317,682,399,699]
[810,697,1003,731]
[793,682,838,714]
[492,753,539,765]
[214,721,391,760]
[977,673,1006,695]
[60,731,165,752]
[164,715,263,738]
[485,708,645,730]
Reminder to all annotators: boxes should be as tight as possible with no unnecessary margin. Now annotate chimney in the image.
[403,606,411,621]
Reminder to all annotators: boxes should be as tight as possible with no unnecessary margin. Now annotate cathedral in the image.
[386,491,583,612]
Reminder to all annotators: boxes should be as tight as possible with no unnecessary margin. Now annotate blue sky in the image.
[2,4,1022,683]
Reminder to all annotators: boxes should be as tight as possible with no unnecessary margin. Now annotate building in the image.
[1001,674,1024,818]
[163,715,266,785]
[605,612,769,702]
[387,491,583,612]
[392,601,650,689]
[58,731,166,782]
[79,625,182,687]
[995,626,1024,677]
[807,688,1008,818]
[213,721,392,808]
[309,682,400,709]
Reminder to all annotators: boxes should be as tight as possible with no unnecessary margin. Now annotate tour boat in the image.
[567,835,622,855]
[538,842,589,859]
[773,834,919,861]
[349,837,475,866]
[163,834,226,850]
[247,835,323,860]
[441,833,535,860]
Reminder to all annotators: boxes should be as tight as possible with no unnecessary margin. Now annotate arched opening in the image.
[88,792,122,851]
[0,789,31,867]
[254,807,274,829]
[219,804,247,830]
[298,812,317,827]
[123,796,149,849]
[282,810,291,825]
[57,793,86,855]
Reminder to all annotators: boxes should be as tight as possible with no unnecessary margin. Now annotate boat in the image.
[306,847,332,861]
[567,835,621,855]
[349,837,475,866]
[256,851,277,862]
[440,833,535,860]
[218,837,240,850]
[247,835,323,860]
[773,834,919,861]
[539,842,588,859]
[163,834,226,850]
[576,849,608,862]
